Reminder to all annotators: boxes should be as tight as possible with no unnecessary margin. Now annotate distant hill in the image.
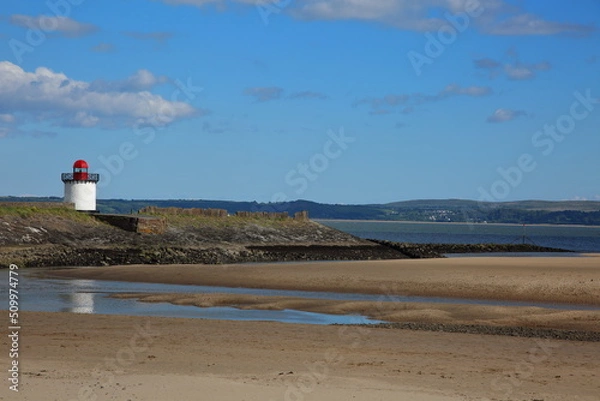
[384,199,600,212]
[1,196,599,226]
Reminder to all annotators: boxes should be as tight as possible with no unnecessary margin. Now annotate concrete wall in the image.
[94,214,166,234]
[139,206,228,217]
[137,206,309,221]
[294,211,309,221]
[235,211,289,219]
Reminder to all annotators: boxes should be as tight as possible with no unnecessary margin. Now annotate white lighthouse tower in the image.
[61,159,100,211]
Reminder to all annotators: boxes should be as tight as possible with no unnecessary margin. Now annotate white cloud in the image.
[159,0,270,6]
[90,69,168,92]
[91,43,116,53]
[503,64,535,80]
[288,91,329,100]
[122,31,174,44]
[474,52,552,80]
[66,111,101,128]
[243,87,284,102]
[0,62,198,133]
[9,15,98,37]
[356,83,492,114]
[474,57,501,69]
[483,13,594,36]
[486,108,528,123]
[439,83,492,97]
[370,109,393,116]
[0,114,16,123]
[155,0,595,36]
[291,0,401,22]
[354,94,410,109]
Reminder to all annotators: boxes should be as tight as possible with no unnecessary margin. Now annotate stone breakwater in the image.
[370,239,571,258]
[1,241,572,268]
[0,243,409,268]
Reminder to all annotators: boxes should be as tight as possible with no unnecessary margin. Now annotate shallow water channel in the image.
[2,268,598,325]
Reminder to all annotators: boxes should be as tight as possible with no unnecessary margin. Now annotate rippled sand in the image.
[109,292,600,332]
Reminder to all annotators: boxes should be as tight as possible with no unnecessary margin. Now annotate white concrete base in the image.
[64,181,97,211]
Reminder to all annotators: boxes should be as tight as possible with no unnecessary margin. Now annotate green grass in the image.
[141,211,307,229]
[0,205,98,223]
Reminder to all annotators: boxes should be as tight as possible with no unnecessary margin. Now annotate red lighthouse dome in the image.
[73,159,89,181]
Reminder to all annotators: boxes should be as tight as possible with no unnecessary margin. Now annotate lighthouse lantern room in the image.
[61,160,100,211]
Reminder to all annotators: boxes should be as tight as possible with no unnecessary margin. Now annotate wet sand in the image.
[47,255,600,305]
[110,292,600,333]
[1,312,599,401]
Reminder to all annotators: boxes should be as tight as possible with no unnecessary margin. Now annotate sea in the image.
[317,220,600,253]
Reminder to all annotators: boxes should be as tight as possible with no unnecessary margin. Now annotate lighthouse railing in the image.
[61,173,100,182]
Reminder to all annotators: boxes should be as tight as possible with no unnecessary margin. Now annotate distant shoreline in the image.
[316,218,600,228]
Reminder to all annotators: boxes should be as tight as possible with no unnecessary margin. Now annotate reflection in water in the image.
[59,279,96,314]
[67,293,95,314]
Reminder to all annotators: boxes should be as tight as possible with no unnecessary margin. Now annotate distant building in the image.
[61,160,100,211]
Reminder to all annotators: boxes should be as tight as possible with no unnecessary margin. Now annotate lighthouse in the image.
[61,160,100,211]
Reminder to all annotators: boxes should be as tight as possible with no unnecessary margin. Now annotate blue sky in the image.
[0,0,599,204]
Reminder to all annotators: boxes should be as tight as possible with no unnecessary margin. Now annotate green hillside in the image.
[1,196,599,225]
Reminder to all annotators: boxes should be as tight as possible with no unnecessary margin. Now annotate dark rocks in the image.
[2,244,410,268]
[348,322,600,342]
[246,244,409,262]
[369,239,571,259]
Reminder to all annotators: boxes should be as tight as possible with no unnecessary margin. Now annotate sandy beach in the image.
[47,255,600,305]
[1,311,599,401]
[2,256,599,400]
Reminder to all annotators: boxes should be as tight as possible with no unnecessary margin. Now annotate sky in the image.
[0,0,599,204]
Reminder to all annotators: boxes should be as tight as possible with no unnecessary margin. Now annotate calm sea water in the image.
[317,220,600,253]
